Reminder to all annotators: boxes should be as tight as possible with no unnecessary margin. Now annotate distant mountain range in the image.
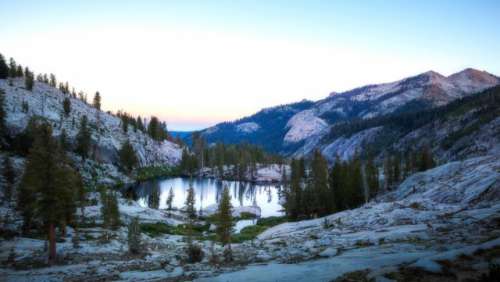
[200,68,500,160]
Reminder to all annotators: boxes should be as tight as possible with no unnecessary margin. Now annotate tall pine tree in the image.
[93,91,101,110]
[75,116,91,160]
[17,122,80,263]
[0,53,8,79]
[118,140,138,173]
[216,186,234,262]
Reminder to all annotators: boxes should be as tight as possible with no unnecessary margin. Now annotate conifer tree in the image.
[8,58,17,78]
[136,116,144,132]
[75,116,91,160]
[101,190,121,231]
[311,150,331,215]
[128,217,141,254]
[329,156,346,211]
[24,68,34,91]
[59,129,70,151]
[383,156,393,190]
[63,97,71,117]
[49,74,57,87]
[347,157,364,208]
[17,122,80,263]
[365,158,379,199]
[418,146,435,172]
[0,53,8,79]
[166,187,174,211]
[147,116,160,140]
[16,65,23,77]
[216,186,234,262]
[2,156,15,202]
[148,188,160,209]
[185,185,196,219]
[93,91,101,110]
[392,153,401,184]
[118,140,138,173]
[0,89,6,148]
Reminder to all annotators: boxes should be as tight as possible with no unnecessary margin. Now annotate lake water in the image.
[130,177,284,219]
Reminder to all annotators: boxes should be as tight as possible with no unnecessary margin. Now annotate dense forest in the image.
[179,132,285,180]
[282,147,436,220]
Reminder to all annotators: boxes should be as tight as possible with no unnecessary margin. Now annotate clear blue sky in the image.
[1,0,499,130]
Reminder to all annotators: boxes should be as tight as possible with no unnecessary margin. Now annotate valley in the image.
[0,53,499,281]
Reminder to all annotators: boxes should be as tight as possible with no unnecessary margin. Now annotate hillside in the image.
[311,85,500,163]
[0,78,182,184]
[200,69,500,156]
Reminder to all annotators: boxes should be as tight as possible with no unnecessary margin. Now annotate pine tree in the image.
[59,129,70,151]
[418,146,435,172]
[118,140,138,173]
[216,186,233,262]
[365,158,379,200]
[311,150,331,216]
[148,188,160,209]
[16,65,23,77]
[2,156,15,202]
[136,116,144,132]
[24,68,34,91]
[75,116,91,160]
[63,97,71,117]
[101,190,121,231]
[383,156,393,190]
[128,217,141,254]
[93,91,101,110]
[284,158,304,220]
[0,89,6,148]
[147,116,160,140]
[185,184,196,219]
[329,157,344,212]
[8,58,17,78]
[166,187,174,211]
[392,153,401,184]
[17,122,80,263]
[49,74,57,87]
[348,157,364,208]
[0,53,9,79]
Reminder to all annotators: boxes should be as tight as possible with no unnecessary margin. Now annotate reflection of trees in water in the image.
[237,182,246,206]
[245,184,256,206]
[266,186,272,203]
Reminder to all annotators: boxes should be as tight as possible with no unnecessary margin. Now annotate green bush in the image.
[232,225,267,243]
[256,216,287,227]
[140,222,210,237]
[135,166,180,182]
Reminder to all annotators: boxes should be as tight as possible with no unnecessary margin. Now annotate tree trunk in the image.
[61,223,67,237]
[48,223,56,264]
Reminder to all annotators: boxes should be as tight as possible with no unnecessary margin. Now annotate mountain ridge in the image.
[200,68,500,156]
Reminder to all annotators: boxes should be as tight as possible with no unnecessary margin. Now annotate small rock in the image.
[319,247,338,257]
[255,250,272,262]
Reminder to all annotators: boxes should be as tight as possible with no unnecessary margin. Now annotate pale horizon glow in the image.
[1,1,499,130]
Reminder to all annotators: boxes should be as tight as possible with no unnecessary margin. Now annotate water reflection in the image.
[130,177,283,218]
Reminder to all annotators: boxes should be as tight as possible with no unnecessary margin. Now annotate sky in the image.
[1,1,499,130]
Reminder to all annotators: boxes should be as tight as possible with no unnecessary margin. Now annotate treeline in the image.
[179,133,284,180]
[282,151,375,220]
[383,146,435,190]
[116,112,180,144]
[283,147,436,220]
